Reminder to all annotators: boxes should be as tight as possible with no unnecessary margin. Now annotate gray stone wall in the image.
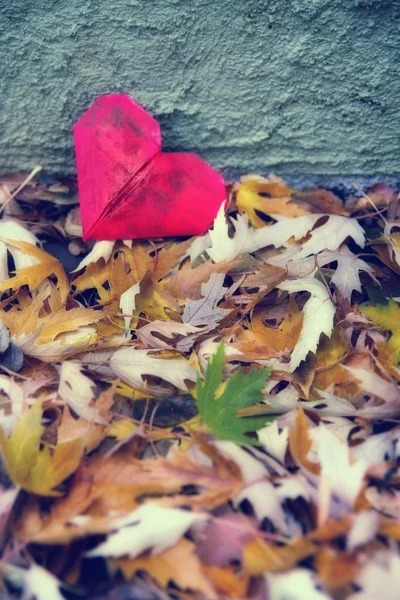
[1,0,399,177]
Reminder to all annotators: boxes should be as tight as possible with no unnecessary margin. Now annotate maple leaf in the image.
[314,425,368,523]
[0,239,70,303]
[196,341,273,445]
[277,277,335,371]
[361,300,400,364]
[268,244,378,303]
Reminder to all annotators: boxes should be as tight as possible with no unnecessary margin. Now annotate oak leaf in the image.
[86,503,207,558]
[110,348,198,396]
[0,239,69,303]
[167,258,240,301]
[277,277,335,371]
[115,538,217,598]
[182,273,231,327]
[236,176,305,226]
[239,296,303,353]
[245,214,365,256]
[58,361,107,424]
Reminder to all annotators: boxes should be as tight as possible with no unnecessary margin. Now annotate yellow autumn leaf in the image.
[0,400,85,496]
[236,176,304,227]
[0,400,44,486]
[311,327,351,398]
[289,405,320,475]
[237,296,303,353]
[26,438,85,496]
[115,538,217,598]
[243,536,316,575]
[107,419,137,442]
[0,239,70,303]
[361,300,400,364]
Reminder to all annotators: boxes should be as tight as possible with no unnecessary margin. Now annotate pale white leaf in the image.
[315,426,368,510]
[384,222,400,267]
[346,366,400,403]
[244,214,365,256]
[110,348,198,396]
[347,510,380,551]
[119,281,141,337]
[12,325,97,363]
[182,273,231,327]
[349,551,400,600]
[0,220,40,278]
[196,336,242,371]
[317,246,379,301]
[208,204,249,262]
[21,565,64,600]
[258,420,289,464]
[277,277,335,371]
[73,240,115,272]
[269,244,378,302]
[265,569,330,600]
[187,232,211,262]
[87,503,206,558]
[235,480,287,531]
[312,390,357,416]
[215,440,268,484]
[58,361,106,423]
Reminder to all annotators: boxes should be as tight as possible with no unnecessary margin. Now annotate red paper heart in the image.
[73,94,226,240]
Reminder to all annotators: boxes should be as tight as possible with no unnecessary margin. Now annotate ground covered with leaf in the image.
[0,172,399,599]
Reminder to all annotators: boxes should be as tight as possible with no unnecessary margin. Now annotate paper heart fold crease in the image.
[73,94,226,240]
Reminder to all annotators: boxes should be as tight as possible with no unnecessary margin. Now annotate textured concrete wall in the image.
[1,0,399,177]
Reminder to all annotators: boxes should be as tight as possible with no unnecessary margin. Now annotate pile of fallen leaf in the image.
[0,172,400,599]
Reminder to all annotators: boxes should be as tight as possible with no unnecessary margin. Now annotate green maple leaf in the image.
[195,341,273,446]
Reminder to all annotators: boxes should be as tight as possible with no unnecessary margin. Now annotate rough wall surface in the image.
[0,0,399,177]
